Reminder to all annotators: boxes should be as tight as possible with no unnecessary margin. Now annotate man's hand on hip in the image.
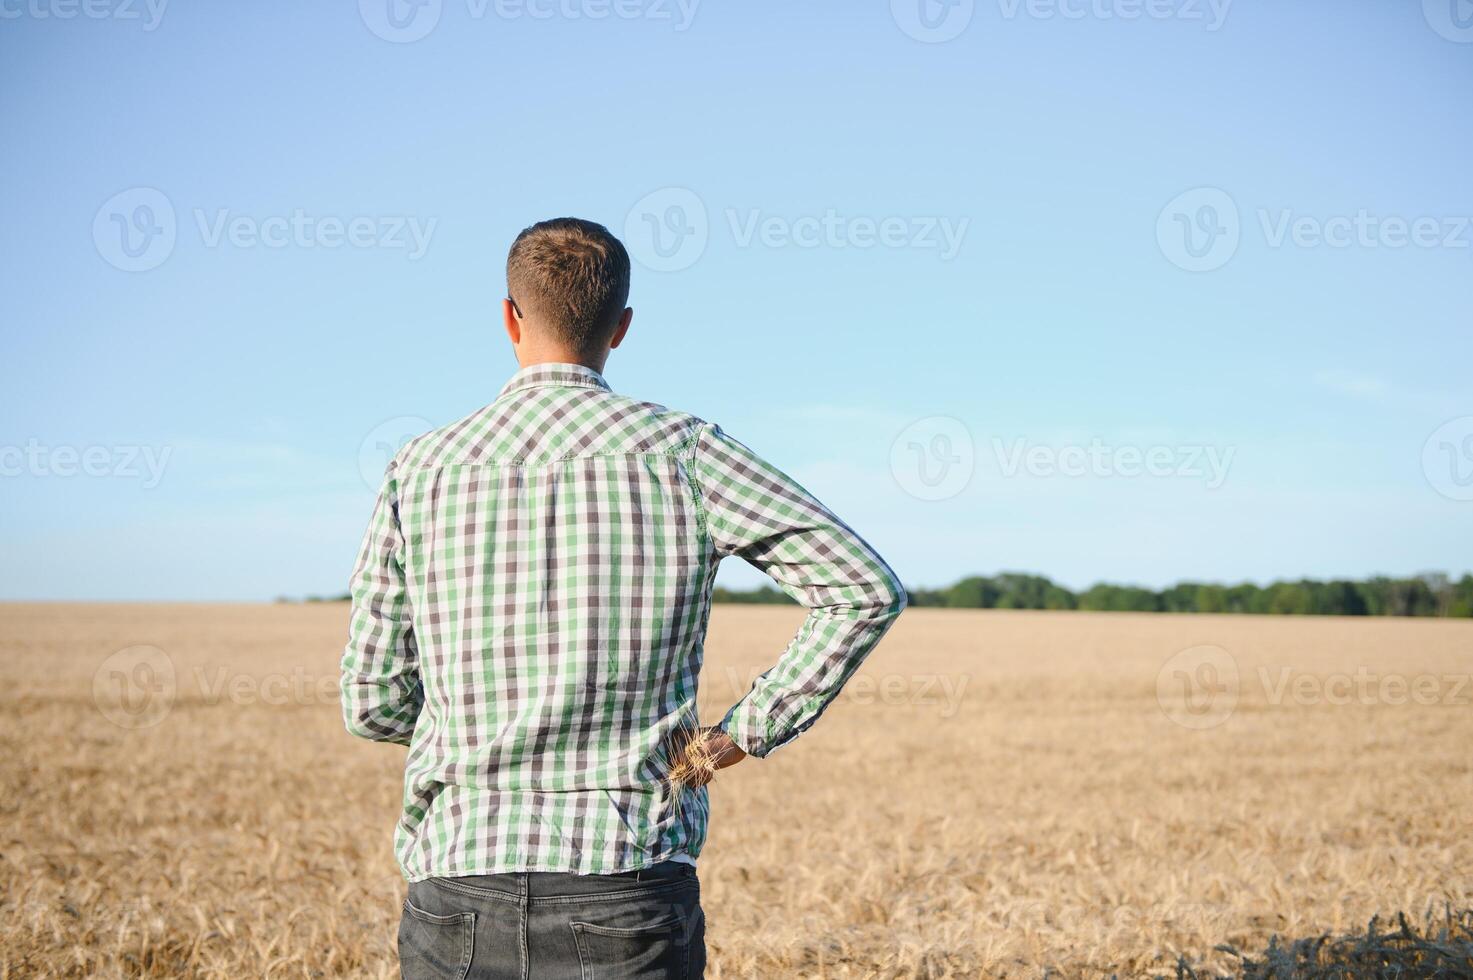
[670,726,747,789]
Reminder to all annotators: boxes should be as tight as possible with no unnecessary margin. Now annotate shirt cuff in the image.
[720,699,802,759]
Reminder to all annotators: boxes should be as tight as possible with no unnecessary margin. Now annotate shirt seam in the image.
[681,424,713,549]
[403,850,698,883]
[397,449,695,474]
[494,380,610,401]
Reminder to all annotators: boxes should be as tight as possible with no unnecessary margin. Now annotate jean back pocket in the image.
[399,898,475,980]
[569,913,689,980]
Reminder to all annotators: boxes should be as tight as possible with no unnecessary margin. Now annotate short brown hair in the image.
[506,218,631,355]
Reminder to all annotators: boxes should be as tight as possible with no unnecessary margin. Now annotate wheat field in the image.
[4,602,1471,978]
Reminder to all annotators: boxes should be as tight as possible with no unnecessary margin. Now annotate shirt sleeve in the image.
[339,459,423,746]
[689,423,907,758]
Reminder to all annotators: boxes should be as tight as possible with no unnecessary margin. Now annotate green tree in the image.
[1449,576,1473,618]
[990,572,1077,610]
[1194,584,1229,613]
[1267,582,1311,615]
[1160,583,1204,613]
[1223,583,1263,614]
[945,576,1001,609]
[1316,580,1368,616]
[1078,584,1161,612]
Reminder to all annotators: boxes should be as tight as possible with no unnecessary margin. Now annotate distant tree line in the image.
[710,586,794,605]
[712,572,1473,618]
[297,573,1473,617]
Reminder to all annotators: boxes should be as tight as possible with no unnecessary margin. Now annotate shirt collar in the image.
[498,363,612,400]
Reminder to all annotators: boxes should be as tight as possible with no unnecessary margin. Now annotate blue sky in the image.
[2,0,1470,600]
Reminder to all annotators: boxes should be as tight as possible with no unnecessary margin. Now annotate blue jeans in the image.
[399,861,705,980]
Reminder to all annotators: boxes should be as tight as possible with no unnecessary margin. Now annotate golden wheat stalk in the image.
[663,723,720,815]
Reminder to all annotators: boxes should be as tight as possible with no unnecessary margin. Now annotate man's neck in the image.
[516,351,606,374]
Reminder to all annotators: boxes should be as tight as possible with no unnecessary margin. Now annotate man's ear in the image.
[609,307,634,350]
[502,298,522,347]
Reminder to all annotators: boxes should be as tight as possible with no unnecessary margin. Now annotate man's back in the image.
[342,362,906,880]
[342,216,904,980]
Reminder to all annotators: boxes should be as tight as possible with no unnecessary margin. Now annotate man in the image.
[341,217,906,979]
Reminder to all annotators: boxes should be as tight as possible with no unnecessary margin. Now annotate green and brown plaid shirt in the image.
[341,363,905,879]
